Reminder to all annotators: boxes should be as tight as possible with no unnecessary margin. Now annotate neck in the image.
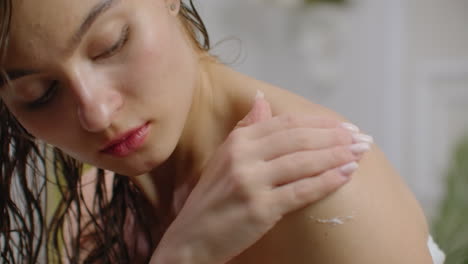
[147,59,258,213]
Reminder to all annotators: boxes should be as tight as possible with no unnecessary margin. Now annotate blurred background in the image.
[197,0,468,262]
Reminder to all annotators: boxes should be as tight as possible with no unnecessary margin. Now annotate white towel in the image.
[428,236,446,264]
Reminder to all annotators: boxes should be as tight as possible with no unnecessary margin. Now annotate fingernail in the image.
[340,162,359,175]
[349,143,371,155]
[255,90,265,100]
[352,133,374,144]
[341,122,359,132]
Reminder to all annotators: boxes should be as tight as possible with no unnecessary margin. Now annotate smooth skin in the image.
[222,72,433,263]
[0,0,432,262]
[151,94,366,264]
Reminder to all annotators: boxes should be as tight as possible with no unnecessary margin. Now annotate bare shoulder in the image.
[230,86,433,263]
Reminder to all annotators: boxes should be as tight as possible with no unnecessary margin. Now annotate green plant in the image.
[433,135,468,264]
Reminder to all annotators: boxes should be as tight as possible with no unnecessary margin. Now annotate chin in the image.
[114,147,174,177]
[99,159,158,177]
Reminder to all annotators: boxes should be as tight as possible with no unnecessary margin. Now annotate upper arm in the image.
[231,145,433,263]
[229,87,433,263]
[287,144,432,263]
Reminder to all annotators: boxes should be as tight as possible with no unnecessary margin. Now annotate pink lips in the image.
[101,123,150,157]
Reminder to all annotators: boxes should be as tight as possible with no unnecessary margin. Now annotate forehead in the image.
[5,0,111,65]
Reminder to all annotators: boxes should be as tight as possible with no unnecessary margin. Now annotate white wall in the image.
[403,0,468,219]
[198,0,468,220]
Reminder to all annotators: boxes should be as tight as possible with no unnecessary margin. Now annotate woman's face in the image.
[0,0,199,176]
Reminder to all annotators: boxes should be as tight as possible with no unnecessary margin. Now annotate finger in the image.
[271,164,357,215]
[234,90,273,129]
[264,144,369,186]
[256,127,355,161]
[242,114,358,140]
[251,91,272,122]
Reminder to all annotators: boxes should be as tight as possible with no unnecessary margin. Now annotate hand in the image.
[150,92,372,264]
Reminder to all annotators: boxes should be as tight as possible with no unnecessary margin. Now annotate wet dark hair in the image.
[0,1,210,263]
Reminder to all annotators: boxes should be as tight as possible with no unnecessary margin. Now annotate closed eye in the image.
[27,81,59,109]
[94,25,130,60]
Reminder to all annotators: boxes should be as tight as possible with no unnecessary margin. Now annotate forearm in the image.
[149,240,194,264]
[149,252,190,264]
[149,232,218,264]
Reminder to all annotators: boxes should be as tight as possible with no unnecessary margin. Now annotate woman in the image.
[0,0,440,263]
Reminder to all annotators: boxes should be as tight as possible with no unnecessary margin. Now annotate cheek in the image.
[3,99,76,146]
[6,109,60,142]
[122,46,164,103]
[17,114,65,142]
[123,26,178,95]
[1,100,42,135]
[124,4,195,90]
[133,43,163,75]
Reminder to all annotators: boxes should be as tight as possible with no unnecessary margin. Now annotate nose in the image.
[74,76,123,133]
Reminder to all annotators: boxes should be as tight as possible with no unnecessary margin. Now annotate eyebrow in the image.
[70,0,120,50]
[1,0,119,87]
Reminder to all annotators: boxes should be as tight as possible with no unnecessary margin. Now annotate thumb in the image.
[235,90,272,129]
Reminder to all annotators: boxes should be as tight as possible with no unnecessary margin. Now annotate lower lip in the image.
[102,123,150,157]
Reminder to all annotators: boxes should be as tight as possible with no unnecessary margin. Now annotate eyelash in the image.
[27,25,131,109]
[94,25,130,60]
[27,80,59,109]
